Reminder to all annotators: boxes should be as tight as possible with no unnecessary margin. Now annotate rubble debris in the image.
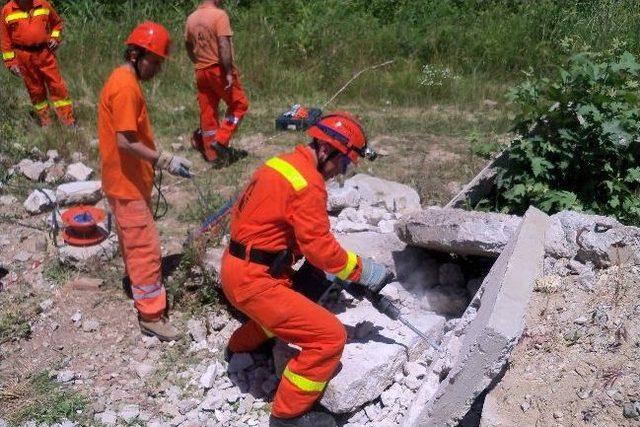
[343,173,421,214]
[45,162,67,184]
[57,234,118,268]
[13,250,32,262]
[327,183,361,212]
[56,370,76,383]
[396,207,521,257]
[65,162,93,182]
[23,188,56,214]
[187,318,207,343]
[16,158,46,181]
[56,181,103,206]
[403,207,549,426]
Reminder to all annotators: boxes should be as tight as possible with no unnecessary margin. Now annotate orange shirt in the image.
[98,65,156,200]
[185,3,233,70]
[1,0,62,67]
[230,145,362,282]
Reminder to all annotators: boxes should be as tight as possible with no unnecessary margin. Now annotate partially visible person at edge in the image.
[97,21,193,341]
[220,112,394,427]
[0,0,75,126]
[185,0,249,165]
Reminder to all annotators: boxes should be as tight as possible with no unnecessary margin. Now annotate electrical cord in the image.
[153,168,168,220]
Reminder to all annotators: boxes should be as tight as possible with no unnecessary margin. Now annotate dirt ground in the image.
[484,266,640,426]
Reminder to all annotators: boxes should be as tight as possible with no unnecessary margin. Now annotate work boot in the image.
[139,317,182,342]
[269,411,335,427]
[211,142,231,167]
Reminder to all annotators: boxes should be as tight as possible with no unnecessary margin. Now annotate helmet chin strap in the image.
[311,139,340,173]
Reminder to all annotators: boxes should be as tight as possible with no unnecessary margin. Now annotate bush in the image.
[491,45,640,224]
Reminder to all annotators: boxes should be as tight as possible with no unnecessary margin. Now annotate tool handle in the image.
[367,292,401,321]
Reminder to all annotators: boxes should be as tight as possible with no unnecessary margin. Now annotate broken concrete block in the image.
[16,158,46,181]
[344,174,421,214]
[378,219,397,234]
[336,231,406,268]
[65,162,93,182]
[327,183,361,212]
[359,206,393,226]
[321,301,445,413]
[23,188,56,214]
[58,234,118,268]
[56,181,103,206]
[402,207,549,427]
[334,220,375,233]
[45,162,66,184]
[575,224,640,268]
[544,210,621,260]
[396,207,521,257]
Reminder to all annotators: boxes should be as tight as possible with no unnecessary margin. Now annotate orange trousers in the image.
[221,250,346,418]
[108,198,166,321]
[195,64,249,161]
[16,48,75,126]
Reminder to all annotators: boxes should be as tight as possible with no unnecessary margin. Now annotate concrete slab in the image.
[396,207,521,257]
[402,207,549,426]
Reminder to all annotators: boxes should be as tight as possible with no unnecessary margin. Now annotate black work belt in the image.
[13,43,47,52]
[229,240,292,277]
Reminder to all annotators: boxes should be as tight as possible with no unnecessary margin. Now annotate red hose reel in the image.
[59,205,110,247]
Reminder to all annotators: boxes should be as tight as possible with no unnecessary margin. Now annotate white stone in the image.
[56,370,75,383]
[327,183,361,212]
[23,188,56,214]
[65,162,93,182]
[95,410,117,426]
[381,383,403,407]
[344,174,421,214]
[70,311,82,323]
[46,149,59,161]
[118,404,140,423]
[360,205,392,226]
[334,219,375,233]
[58,234,118,268]
[187,318,207,343]
[56,181,102,206]
[199,362,220,389]
[134,362,155,379]
[17,158,46,181]
[379,219,397,234]
[39,299,54,313]
[82,319,99,332]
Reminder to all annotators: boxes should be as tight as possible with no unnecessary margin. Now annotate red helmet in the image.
[307,112,369,164]
[125,21,171,58]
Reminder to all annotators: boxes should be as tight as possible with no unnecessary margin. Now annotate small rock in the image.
[56,370,75,383]
[119,404,140,423]
[199,363,220,389]
[17,158,46,181]
[187,318,207,343]
[228,353,254,373]
[39,299,54,313]
[171,143,184,151]
[520,400,530,412]
[378,219,397,234]
[134,362,155,379]
[46,149,59,161]
[70,152,86,163]
[82,319,100,332]
[13,251,32,262]
[23,188,56,214]
[70,311,82,323]
[69,276,103,291]
[623,401,640,419]
[334,219,373,233]
[573,316,589,325]
[141,335,160,349]
[65,162,93,182]
[95,410,117,426]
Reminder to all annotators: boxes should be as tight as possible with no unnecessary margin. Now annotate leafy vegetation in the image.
[488,45,640,223]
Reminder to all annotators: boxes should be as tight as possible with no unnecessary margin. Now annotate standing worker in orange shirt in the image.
[221,112,393,427]
[185,0,249,164]
[98,21,193,341]
[0,0,75,126]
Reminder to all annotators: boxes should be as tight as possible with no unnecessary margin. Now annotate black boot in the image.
[269,411,335,427]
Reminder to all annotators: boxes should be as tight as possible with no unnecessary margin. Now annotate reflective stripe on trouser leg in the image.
[196,67,221,162]
[108,198,165,321]
[228,319,275,353]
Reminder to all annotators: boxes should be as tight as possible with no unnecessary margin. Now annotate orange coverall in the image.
[0,0,74,126]
[98,65,166,321]
[185,3,249,161]
[221,145,363,418]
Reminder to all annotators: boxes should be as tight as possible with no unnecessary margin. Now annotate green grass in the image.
[0,371,89,426]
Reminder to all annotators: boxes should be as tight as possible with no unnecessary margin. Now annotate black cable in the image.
[153,168,168,220]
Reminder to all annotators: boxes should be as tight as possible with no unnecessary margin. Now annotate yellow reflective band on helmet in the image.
[265,157,308,191]
[336,251,358,281]
[261,326,275,338]
[33,101,49,111]
[51,29,60,38]
[53,99,72,108]
[283,366,326,393]
[2,51,15,60]
[32,8,50,17]
[5,11,28,23]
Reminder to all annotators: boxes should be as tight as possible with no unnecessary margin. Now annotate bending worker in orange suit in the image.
[0,0,75,126]
[221,112,393,427]
[185,0,249,164]
[98,22,193,341]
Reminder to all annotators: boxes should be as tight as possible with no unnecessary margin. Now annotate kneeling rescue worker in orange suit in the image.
[98,22,193,341]
[185,0,249,163]
[221,112,394,427]
[0,0,75,126]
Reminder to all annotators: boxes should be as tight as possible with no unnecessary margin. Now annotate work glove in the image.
[156,151,193,178]
[358,258,395,294]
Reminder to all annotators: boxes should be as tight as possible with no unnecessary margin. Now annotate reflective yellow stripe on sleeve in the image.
[265,157,308,191]
[53,99,72,108]
[32,8,50,17]
[336,250,358,280]
[5,11,28,23]
[33,101,49,111]
[51,29,60,38]
[283,366,327,392]
[2,51,15,60]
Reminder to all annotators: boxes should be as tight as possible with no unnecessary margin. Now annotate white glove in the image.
[157,151,193,177]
